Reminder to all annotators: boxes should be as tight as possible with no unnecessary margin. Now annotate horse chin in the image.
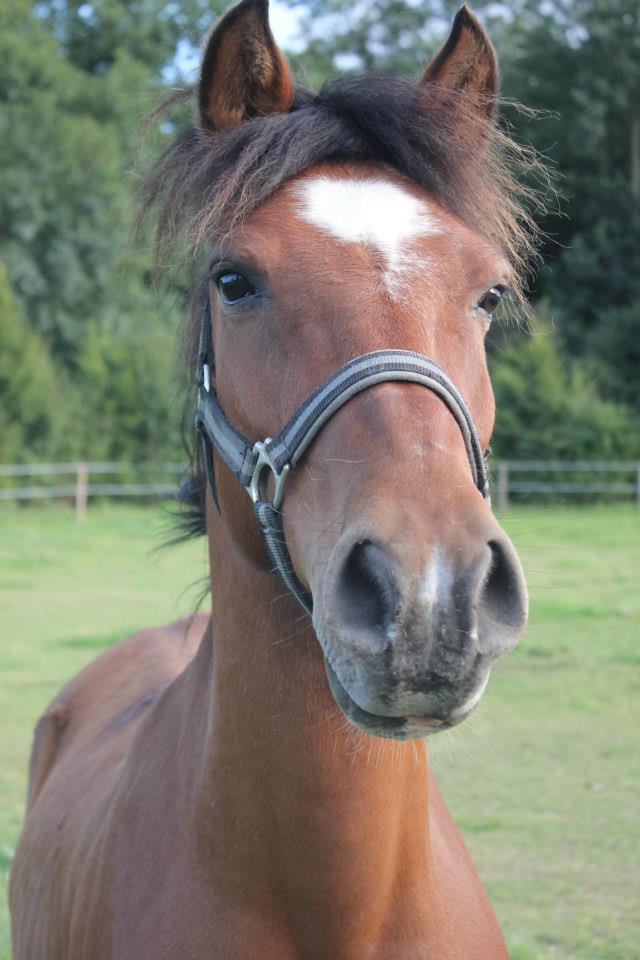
[322,657,479,741]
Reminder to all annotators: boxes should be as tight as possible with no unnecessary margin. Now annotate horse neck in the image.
[189,501,434,957]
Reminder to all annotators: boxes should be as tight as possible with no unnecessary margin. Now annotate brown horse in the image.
[10,2,536,957]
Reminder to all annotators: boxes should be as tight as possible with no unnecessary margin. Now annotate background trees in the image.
[0,0,224,462]
[1,0,637,464]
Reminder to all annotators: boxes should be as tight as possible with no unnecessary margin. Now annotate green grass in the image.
[1,503,639,959]
[432,507,640,960]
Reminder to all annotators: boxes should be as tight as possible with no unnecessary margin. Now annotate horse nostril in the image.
[476,538,528,655]
[337,541,399,637]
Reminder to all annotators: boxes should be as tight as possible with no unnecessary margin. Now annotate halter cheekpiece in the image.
[194,298,490,614]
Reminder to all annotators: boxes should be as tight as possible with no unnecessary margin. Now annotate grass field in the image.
[1,503,638,959]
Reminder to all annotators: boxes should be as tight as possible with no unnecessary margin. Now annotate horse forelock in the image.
[141,75,540,290]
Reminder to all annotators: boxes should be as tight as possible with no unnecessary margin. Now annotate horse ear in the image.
[198,0,293,132]
[421,6,497,118]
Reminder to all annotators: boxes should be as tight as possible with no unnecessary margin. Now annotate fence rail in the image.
[492,460,640,511]
[1,460,639,517]
[0,462,184,519]
[0,462,184,476]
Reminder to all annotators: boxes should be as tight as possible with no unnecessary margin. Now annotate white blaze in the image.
[293,176,442,297]
[418,546,450,610]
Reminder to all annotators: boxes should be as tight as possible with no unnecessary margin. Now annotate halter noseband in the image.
[194,298,490,614]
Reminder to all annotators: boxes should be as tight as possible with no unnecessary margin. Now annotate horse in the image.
[10,2,536,957]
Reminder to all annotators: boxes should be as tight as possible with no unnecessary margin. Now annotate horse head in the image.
[154,0,530,738]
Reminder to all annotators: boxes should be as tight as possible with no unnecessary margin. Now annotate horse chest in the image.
[86,818,507,960]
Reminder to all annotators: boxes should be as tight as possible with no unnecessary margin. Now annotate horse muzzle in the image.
[314,526,528,739]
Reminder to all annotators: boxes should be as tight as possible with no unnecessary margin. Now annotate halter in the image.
[194,298,490,614]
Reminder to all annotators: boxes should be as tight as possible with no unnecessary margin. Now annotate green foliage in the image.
[0,0,194,465]
[0,261,70,462]
[288,0,477,76]
[33,0,219,76]
[76,311,183,462]
[0,2,150,362]
[588,299,640,410]
[492,0,640,372]
[490,311,640,459]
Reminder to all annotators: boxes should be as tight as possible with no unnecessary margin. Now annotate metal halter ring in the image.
[245,440,290,510]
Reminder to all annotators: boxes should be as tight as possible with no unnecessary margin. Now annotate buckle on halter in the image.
[246,439,290,511]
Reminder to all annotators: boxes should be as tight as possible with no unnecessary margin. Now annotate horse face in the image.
[198,0,528,738]
[208,162,527,738]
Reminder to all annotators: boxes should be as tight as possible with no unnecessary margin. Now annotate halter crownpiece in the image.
[195,298,490,614]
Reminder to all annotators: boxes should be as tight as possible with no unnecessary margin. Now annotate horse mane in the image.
[138,74,543,539]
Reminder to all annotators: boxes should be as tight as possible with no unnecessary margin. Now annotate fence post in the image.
[497,460,509,512]
[636,463,640,510]
[75,462,88,521]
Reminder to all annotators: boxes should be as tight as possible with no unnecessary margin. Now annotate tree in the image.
[75,300,184,463]
[32,0,221,76]
[287,0,489,77]
[494,1,640,348]
[490,310,639,460]
[0,261,70,462]
[0,1,145,363]
[0,0,197,462]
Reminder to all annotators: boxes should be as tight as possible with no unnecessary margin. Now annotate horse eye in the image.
[216,272,256,305]
[477,285,506,318]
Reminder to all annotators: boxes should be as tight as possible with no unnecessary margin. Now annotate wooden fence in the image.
[493,460,640,511]
[1,460,639,518]
[0,462,184,520]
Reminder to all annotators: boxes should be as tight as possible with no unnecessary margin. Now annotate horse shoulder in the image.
[26,701,70,808]
[11,614,210,959]
[24,612,209,809]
